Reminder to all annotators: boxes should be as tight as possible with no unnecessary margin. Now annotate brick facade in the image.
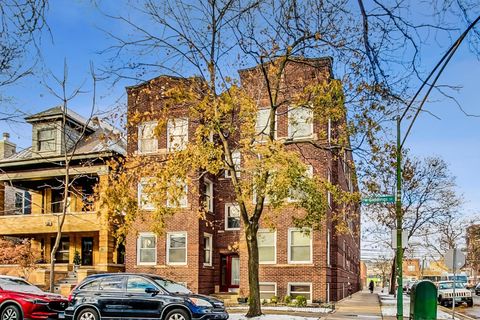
[125,58,361,302]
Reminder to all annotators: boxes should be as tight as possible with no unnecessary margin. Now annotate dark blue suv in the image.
[65,273,228,320]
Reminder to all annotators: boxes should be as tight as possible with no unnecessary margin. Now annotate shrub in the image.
[295,295,307,307]
[270,296,278,304]
[283,295,292,304]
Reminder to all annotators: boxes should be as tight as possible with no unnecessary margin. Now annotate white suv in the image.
[437,281,473,307]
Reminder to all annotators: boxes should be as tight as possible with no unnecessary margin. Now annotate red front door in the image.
[220,254,240,292]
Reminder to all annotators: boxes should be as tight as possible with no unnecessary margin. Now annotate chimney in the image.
[0,132,16,160]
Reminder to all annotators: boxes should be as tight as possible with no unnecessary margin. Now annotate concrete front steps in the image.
[211,292,240,305]
[54,271,78,296]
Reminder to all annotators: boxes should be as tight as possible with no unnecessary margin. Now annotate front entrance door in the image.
[220,254,240,292]
[81,237,93,266]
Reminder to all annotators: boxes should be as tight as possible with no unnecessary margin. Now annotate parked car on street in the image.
[475,283,480,296]
[437,280,473,307]
[65,273,229,320]
[0,275,68,320]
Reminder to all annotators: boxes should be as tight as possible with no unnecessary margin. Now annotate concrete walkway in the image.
[324,290,384,320]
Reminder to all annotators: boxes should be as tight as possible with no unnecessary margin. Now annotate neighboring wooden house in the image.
[0,107,125,289]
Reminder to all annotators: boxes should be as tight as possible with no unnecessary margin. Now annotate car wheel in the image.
[76,308,99,320]
[468,300,474,307]
[1,305,22,320]
[165,309,190,320]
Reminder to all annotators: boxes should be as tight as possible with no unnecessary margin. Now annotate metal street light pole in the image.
[396,117,403,319]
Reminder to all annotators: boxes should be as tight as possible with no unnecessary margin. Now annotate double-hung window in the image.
[14,190,31,215]
[204,233,213,266]
[288,283,312,302]
[138,122,158,154]
[225,150,241,178]
[203,179,213,213]
[167,118,188,151]
[288,106,313,139]
[38,128,56,152]
[225,203,240,230]
[258,230,276,264]
[260,283,277,301]
[167,232,187,265]
[166,179,188,208]
[256,109,275,141]
[288,228,312,264]
[137,233,156,265]
[138,177,155,210]
[288,165,314,201]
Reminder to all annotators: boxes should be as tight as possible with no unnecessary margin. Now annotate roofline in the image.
[25,112,96,131]
[0,150,121,168]
[125,75,205,91]
[237,56,333,74]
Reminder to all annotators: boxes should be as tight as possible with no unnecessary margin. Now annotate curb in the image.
[438,306,476,320]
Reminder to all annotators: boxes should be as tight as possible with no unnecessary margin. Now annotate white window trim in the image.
[137,121,158,154]
[327,118,332,143]
[327,229,331,267]
[166,180,188,208]
[203,233,213,267]
[288,228,313,264]
[288,165,314,202]
[287,106,314,140]
[225,203,241,231]
[287,282,312,303]
[167,118,189,152]
[258,229,277,265]
[256,108,278,142]
[138,178,155,211]
[259,282,277,301]
[225,150,241,178]
[327,171,332,208]
[203,179,214,213]
[137,232,157,266]
[166,232,188,266]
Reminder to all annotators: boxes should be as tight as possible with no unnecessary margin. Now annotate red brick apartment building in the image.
[124,57,360,303]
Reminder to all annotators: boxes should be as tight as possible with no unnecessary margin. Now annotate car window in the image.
[99,276,125,292]
[79,279,101,291]
[154,279,191,294]
[0,278,43,293]
[127,277,159,293]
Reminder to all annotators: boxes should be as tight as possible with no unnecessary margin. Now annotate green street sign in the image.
[362,195,395,204]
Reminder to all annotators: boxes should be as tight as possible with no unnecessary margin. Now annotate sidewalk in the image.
[324,289,383,320]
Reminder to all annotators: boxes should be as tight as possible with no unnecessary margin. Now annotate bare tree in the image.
[44,61,98,292]
[362,144,462,293]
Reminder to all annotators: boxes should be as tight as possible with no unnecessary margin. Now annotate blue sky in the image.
[1,1,480,218]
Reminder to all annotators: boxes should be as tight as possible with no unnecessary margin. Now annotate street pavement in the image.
[454,293,480,319]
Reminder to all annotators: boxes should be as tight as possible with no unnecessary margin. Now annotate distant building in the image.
[403,258,421,280]
[0,107,125,289]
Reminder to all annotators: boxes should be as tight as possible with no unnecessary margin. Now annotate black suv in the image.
[64,273,228,320]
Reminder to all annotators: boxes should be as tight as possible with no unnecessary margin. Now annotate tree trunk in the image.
[245,224,262,317]
[389,255,396,295]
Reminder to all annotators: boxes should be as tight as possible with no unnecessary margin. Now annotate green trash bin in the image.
[410,280,437,320]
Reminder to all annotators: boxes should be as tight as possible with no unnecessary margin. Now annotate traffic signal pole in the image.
[396,117,403,320]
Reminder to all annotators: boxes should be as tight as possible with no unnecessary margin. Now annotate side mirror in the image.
[145,287,159,295]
